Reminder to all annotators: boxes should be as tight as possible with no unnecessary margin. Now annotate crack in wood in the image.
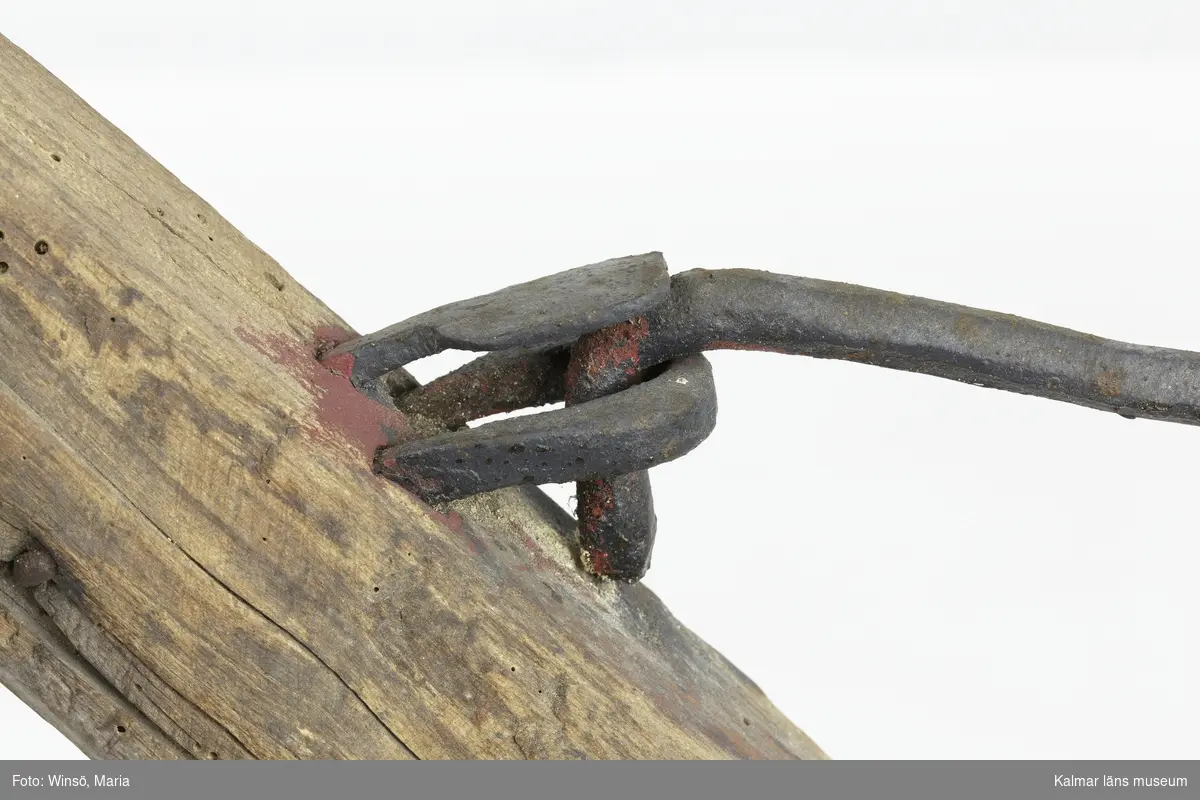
[0,372,418,759]
[0,570,188,759]
[93,470,419,760]
[0,28,825,761]
[33,582,254,760]
[0,517,30,562]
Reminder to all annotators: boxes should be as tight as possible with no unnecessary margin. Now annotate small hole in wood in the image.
[0,263,8,274]
[34,240,49,255]
[261,537,267,542]
[743,717,751,726]
[116,725,126,733]
[510,666,517,672]
[0,230,5,239]
[51,153,62,162]
[373,586,379,593]
[110,316,117,323]
[209,752,218,760]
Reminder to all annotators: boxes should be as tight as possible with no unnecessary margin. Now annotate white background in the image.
[2,1,1199,760]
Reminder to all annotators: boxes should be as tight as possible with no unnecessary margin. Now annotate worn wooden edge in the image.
[0,29,827,761]
[33,582,255,760]
[0,550,188,760]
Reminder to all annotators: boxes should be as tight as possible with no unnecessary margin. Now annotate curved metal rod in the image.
[320,253,669,389]
[415,268,1200,426]
[380,265,1200,581]
[376,355,718,504]
[396,346,570,430]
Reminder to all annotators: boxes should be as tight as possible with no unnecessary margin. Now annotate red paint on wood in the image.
[426,508,462,534]
[427,508,487,554]
[520,534,555,572]
[237,324,411,463]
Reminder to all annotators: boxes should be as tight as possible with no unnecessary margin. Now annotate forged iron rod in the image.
[347,259,1200,581]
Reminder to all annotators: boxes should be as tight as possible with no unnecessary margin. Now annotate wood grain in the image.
[0,568,187,760]
[0,518,28,562]
[0,31,825,760]
[34,582,255,760]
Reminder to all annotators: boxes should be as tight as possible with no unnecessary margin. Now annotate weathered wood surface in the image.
[0,558,187,759]
[32,580,256,760]
[0,31,825,760]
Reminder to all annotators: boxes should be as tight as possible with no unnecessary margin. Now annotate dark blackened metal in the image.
[440,269,1200,427]
[570,269,1200,425]
[575,472,657,581]
[565,319,659,581]
[559,269,1200,579]
[319,252,670,389]
[376,355,717,504]
[395,346,570,430]
[362,260,1200,583]
[389,313,663,580]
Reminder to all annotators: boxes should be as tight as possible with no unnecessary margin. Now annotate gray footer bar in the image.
[3,760,1196,800]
